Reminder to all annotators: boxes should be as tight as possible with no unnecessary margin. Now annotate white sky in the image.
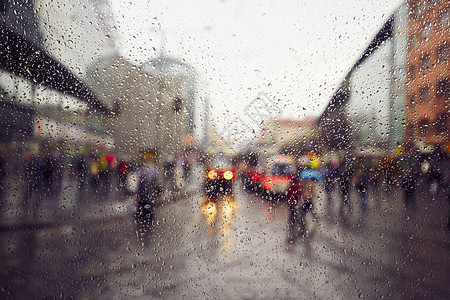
[110,0,404,145]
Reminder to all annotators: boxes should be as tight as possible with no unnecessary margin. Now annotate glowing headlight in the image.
[223,170,234,180]
[207,170,218,180]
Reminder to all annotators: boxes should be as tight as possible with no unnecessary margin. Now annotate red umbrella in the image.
[105,154,116,163]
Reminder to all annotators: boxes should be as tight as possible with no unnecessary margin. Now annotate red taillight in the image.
[251,172,262,182]
[264,180,273,190]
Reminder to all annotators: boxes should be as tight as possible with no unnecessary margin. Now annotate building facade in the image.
[406,0,449,149]
[141,55,198,160]
[86,53,197,163]
[0,0,116,169]
[255,118,317,156]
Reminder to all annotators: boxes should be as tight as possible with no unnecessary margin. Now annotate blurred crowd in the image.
[0,149,195,205]
[239,145,450,246]
[0,147,200,227]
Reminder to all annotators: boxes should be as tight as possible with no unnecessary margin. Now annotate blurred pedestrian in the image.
[135,158,161,225]
[299,178,317,258]
[51,150,63,196]
[356,169,369,213]
[182,156,191,181]
[429,145,445,196]
[301,179,315,214]
[75,155,87,203]
[323,160,336,203]
[174,156,185,191]
[43,153,54,193]
[338,172,350,203]
[286,176,302,245]
[401,168,416,210]
[75,156,87,188]
[23,152,41,217]
[117,159,130,189]
[338,155,353,219]
[163,156,175,190]
[89,155,100,188]
[98,154,109,190]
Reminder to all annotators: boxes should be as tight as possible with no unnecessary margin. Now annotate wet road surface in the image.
[0,177,449,299]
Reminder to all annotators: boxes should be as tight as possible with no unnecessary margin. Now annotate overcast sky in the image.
[110,0,404,145]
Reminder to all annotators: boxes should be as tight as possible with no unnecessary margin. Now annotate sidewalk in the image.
[0,166,202,230]
[0,172,136,230]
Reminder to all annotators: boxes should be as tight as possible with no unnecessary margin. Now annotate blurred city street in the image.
[1,173,448,299]
[1,0,449,299]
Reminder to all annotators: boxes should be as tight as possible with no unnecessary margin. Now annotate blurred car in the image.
[241,152,265,192]
[242,166,265,193]
[204,154,237,197]
[262,154,297,200]
[248,170,265,192]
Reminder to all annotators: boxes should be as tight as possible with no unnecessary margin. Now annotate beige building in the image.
[255,118,317,156]
[87,54,196,162]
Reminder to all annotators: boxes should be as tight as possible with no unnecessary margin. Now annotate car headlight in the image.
[207,170,217,180]
[223,170,234,180]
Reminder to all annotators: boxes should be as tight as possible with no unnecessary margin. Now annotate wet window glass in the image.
[0,0,449,299]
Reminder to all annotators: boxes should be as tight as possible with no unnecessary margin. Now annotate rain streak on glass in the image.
[0,0,449,299]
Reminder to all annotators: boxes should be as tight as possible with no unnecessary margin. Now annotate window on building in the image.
[439,7,450,28]
[419,119,430,136]
[426,0,439,10]
[420,53,431,70]
[421,21,431,40]
[411,3,422,20]
[409,93,417,107]
[0,0,8,14]
[436,78,450,99]
[437,42,449,62]
[173,97,183,113]
[419,86,430,103]
[407,124,414,140]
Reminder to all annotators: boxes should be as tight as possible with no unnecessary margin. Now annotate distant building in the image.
[406,0,449,149]
[86,54,156,156]
[85,53,197,162]
[255,118,317,156]
[141,55,198,158]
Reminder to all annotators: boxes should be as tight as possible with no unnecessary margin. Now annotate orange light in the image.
[223,170,234,180]
[264,180,273,190]
[207,170,218,180]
